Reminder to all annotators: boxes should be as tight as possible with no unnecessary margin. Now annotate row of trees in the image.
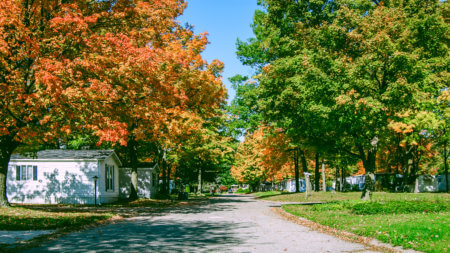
[0,0,232,206]
[229,0,448,198]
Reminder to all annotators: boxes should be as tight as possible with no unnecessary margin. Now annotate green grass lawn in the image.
[0,206,116,230]
[0,197,206,231]
[256,191,450,203]
[281,195,449,253]
[253,191,283,198]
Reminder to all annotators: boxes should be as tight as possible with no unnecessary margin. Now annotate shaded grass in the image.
[0,206,115,230]
[2,197,205,231]
[283,199,449,253]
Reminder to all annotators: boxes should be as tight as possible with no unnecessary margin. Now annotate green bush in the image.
[236,188,250,194]
[350,201,449,215]
[310,203,345,212]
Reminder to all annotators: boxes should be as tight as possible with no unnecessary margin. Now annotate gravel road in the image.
[26,195,378,253]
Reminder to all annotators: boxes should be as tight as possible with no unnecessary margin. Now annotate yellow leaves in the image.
[233,125,295,183]
[388,121,415,134]
[395,110,411,118]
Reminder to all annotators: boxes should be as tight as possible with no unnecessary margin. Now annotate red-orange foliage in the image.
[232,126,295,185]
[0,0,225,205]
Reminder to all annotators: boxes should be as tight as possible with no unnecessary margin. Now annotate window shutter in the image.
[16,166,20,181]
[112,166,115,191]
[33,166,38,181]
[105,165,108,191]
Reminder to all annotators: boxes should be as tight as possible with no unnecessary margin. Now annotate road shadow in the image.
[24,215,253,252]
[150,195,253,216]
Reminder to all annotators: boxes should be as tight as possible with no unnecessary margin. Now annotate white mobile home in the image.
[119,162,159,199]
[7,150,121,204]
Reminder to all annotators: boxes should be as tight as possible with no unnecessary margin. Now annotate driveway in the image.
[25,195,376,252]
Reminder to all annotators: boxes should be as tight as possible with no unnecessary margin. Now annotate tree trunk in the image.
[360,137,378,200]
[335,166,340,192]
[314,153,320,191]
[197,167,203,193]
[0,135,19,206]
[321,161,326,192]
[161,159,167,194]
[414,177,419,193]
[294,148,300,193]
[341,166,345,192]
[0,135,18,207]
[444,139,448,192]
[167,162,171,194]
[128,136,139,201]
[304,174,311,198]
[300,149,308,173]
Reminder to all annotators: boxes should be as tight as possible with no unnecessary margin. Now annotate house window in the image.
[152,173,157,187]
[16,165,38,181]
[105,164,114,191]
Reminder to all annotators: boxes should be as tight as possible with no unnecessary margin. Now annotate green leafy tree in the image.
[237,0,448,200]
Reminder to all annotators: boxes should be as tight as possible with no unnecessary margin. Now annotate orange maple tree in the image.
[0,0,225,205]
[231,126,294,190]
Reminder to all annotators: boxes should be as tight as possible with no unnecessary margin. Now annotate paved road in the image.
[26,195,376,253]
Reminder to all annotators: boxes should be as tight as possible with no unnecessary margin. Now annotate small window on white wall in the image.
[16,165,38,181]
[105,164,114,191]
[152,173,157,187]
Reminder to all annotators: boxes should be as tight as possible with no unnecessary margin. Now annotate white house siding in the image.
[7,160,98,204]
[119,167,158,199]
[417,175,439,192]
[98,156,120,203]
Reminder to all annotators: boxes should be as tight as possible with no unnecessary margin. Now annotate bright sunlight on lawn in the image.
[276,193,449,253]
[255,191,449,203]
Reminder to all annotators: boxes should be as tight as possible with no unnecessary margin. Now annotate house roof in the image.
[11,150,121,165]
[120,162,159,169]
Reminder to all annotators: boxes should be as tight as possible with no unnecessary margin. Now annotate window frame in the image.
[16,165,38,181]
[105,164,115,192]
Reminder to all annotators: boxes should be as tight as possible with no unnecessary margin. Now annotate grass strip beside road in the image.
[0,206,117,231]
[282,200,449,253]
[255,191,449,203]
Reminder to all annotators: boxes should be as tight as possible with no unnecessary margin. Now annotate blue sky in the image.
[178,0,259,103]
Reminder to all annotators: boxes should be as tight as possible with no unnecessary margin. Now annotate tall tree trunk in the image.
[314,153,320,192]
[412,148,421,193]
[360,137,378,200]
[300,149,308,173]
[341,166,345,192]
[162,151,168,196]
[167,162,171,194]
[128,135,139,200]
[335,166,340,192]
[321,161,326,192]
[294,148,300,193]
[444,139,448,192]
[197,166,203,193]
[0,134,19,207]
[300,149,311,192]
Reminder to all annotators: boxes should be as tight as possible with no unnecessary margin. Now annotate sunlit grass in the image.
[257,191,449,203]
[283,199,449,253]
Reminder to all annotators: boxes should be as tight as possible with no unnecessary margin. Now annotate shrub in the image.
[350,201,449,215]
[236,188,250,194]
[219,186,228,192]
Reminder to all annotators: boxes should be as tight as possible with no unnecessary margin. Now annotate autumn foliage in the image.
[0,0,226,205]
[231,126,295,189]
